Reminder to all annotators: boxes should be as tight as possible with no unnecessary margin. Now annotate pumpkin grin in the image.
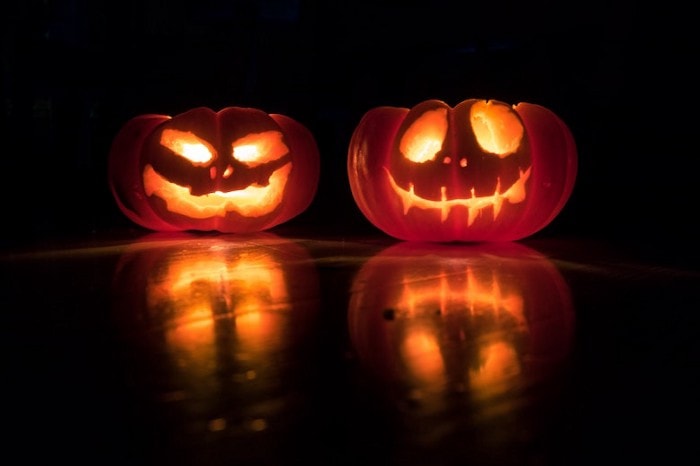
[385,166,531,225]
[108,106,320,233]
[143,162,292,219]
[347,98,577,241]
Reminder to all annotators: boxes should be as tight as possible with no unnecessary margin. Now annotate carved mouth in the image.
[143,163,292,218]
[385,166,531,226]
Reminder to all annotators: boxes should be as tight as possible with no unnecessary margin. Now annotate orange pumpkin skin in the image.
[347,99,577,242]
[109,107,320,233]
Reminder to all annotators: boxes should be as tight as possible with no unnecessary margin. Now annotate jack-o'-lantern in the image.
[109,106,320,233]
[348,241,575,415]
[110,233,320,436]
[347,99,578,242]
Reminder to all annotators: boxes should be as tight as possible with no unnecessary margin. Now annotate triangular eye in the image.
[400,108,448,163]
[470,101,524,158]
[231,131,289,167]
[160,129,216,165]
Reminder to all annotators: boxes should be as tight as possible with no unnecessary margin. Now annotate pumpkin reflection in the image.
[348,241,575,415]
[111,233,320,435]
[147,249,291,356]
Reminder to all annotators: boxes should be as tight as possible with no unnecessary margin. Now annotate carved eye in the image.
[232,131,289,167]
[400,108,448,163]
[160,129,216,165]
[470,101,524,158]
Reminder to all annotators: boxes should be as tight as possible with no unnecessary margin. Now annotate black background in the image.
[2,0,698,261]
[2,3,700,466]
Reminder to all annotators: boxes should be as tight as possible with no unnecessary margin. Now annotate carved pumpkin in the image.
[108,106,320,233]
[347,99,578,242]
[111,233,320,434]
[348,241,575,411]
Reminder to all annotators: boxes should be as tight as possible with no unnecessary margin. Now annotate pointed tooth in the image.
[401,184,414,214]
[468,207,479,226]
[493,197,503,219]
[441,186,449,222]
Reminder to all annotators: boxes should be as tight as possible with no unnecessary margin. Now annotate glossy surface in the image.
[3,3,696,464]
[2,229,697,465]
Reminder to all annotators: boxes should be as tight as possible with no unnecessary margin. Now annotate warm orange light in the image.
[146,252,291,355]
[230,255,289,352]
[400,108,448,163]
[145,256,225,381]
[463,267,525,325]
[111,235,322,436]
[132,248,299,396]
[142,163,291,218]
[378,260,531,407]
[160,129,216,164]
[401,327,446,388]
[470,100,524,157]
[469,341,521,396]
[232,131,289,167]
[109,106,321,233]
[395,264,525,323]
[347,98,577,241]
[348,242,576,421]
[385,165,531,224]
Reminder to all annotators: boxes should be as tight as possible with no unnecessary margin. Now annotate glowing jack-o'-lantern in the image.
[108,106,320,233]
[347,99,578,242]
[348,242,575,413]
[110,233,320,434]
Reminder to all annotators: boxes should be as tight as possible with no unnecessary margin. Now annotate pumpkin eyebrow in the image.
[231,131,289,167]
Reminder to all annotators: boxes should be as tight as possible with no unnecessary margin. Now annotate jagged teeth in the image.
[467,205,479,226]
[492,197,504,220]
[441,187,449,223]
[387,167,531,226]
[401,183,415,215]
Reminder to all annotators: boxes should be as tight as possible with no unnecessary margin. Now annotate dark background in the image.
[2,3,700,466]
[2,0,698,260]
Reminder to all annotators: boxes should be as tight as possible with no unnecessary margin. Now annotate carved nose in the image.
[209,165,234,179]
[442,156,468,167]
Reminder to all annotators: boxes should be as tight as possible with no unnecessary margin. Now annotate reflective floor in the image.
[2,229,698,466]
